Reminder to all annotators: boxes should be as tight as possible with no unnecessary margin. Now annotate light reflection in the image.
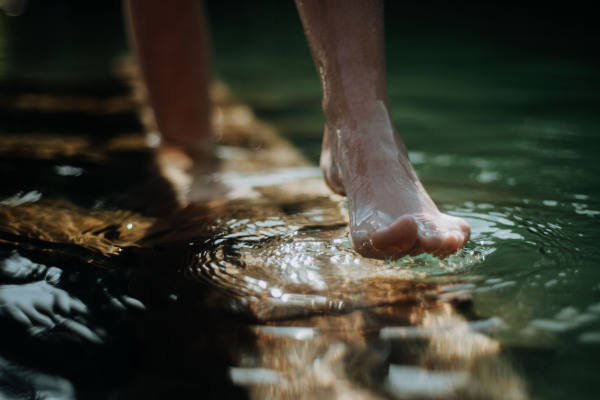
[385,365,469,398]
[239,288,526,399]
[54,165,84,177]
[254,326,315,340]
[380,317,508,340]
[0,190,42,206]
[578,332,600,344]
[280,293,327,306]
[229,367,286,386]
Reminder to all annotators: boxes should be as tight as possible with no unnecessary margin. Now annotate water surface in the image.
[1,1,599,399]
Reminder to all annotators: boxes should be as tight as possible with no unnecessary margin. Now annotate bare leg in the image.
[295,0,470,259]
[125,0,212,153]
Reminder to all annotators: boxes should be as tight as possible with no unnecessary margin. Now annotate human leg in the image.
[125,0,212,153]
[295,0,470,259]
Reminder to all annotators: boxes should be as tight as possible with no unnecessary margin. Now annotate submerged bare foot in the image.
[321,101,470,260]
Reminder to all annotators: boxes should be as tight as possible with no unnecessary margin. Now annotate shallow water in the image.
[1,1,599,399]
[211,3,600,398]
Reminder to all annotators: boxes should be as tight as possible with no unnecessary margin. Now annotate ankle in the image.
[323,98,391,129]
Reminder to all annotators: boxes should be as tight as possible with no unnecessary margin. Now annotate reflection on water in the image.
[0,75,530,398]
[1,1,600,399]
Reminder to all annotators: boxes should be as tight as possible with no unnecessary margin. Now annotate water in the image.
[1,1,599,399]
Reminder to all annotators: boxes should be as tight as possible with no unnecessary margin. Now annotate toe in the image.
[449,215,471,242]
[418,231,443,254]
[350,212,470,260]
[438,231,463,257]
[459,221,471,246]
[370,215,419,256]
[417,216,470,257]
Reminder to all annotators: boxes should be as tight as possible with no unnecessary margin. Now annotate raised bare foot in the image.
[321,101,470,260]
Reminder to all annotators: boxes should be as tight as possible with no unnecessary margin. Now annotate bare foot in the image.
[155,141,225,204]
[321,101,470,260]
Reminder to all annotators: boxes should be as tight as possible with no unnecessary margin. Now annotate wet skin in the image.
[127,0,471,259]
[321,102,470,259]
[296,0,470,259]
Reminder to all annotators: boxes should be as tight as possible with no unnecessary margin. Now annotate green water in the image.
[209,2,600,399]
[1,1,599,399]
